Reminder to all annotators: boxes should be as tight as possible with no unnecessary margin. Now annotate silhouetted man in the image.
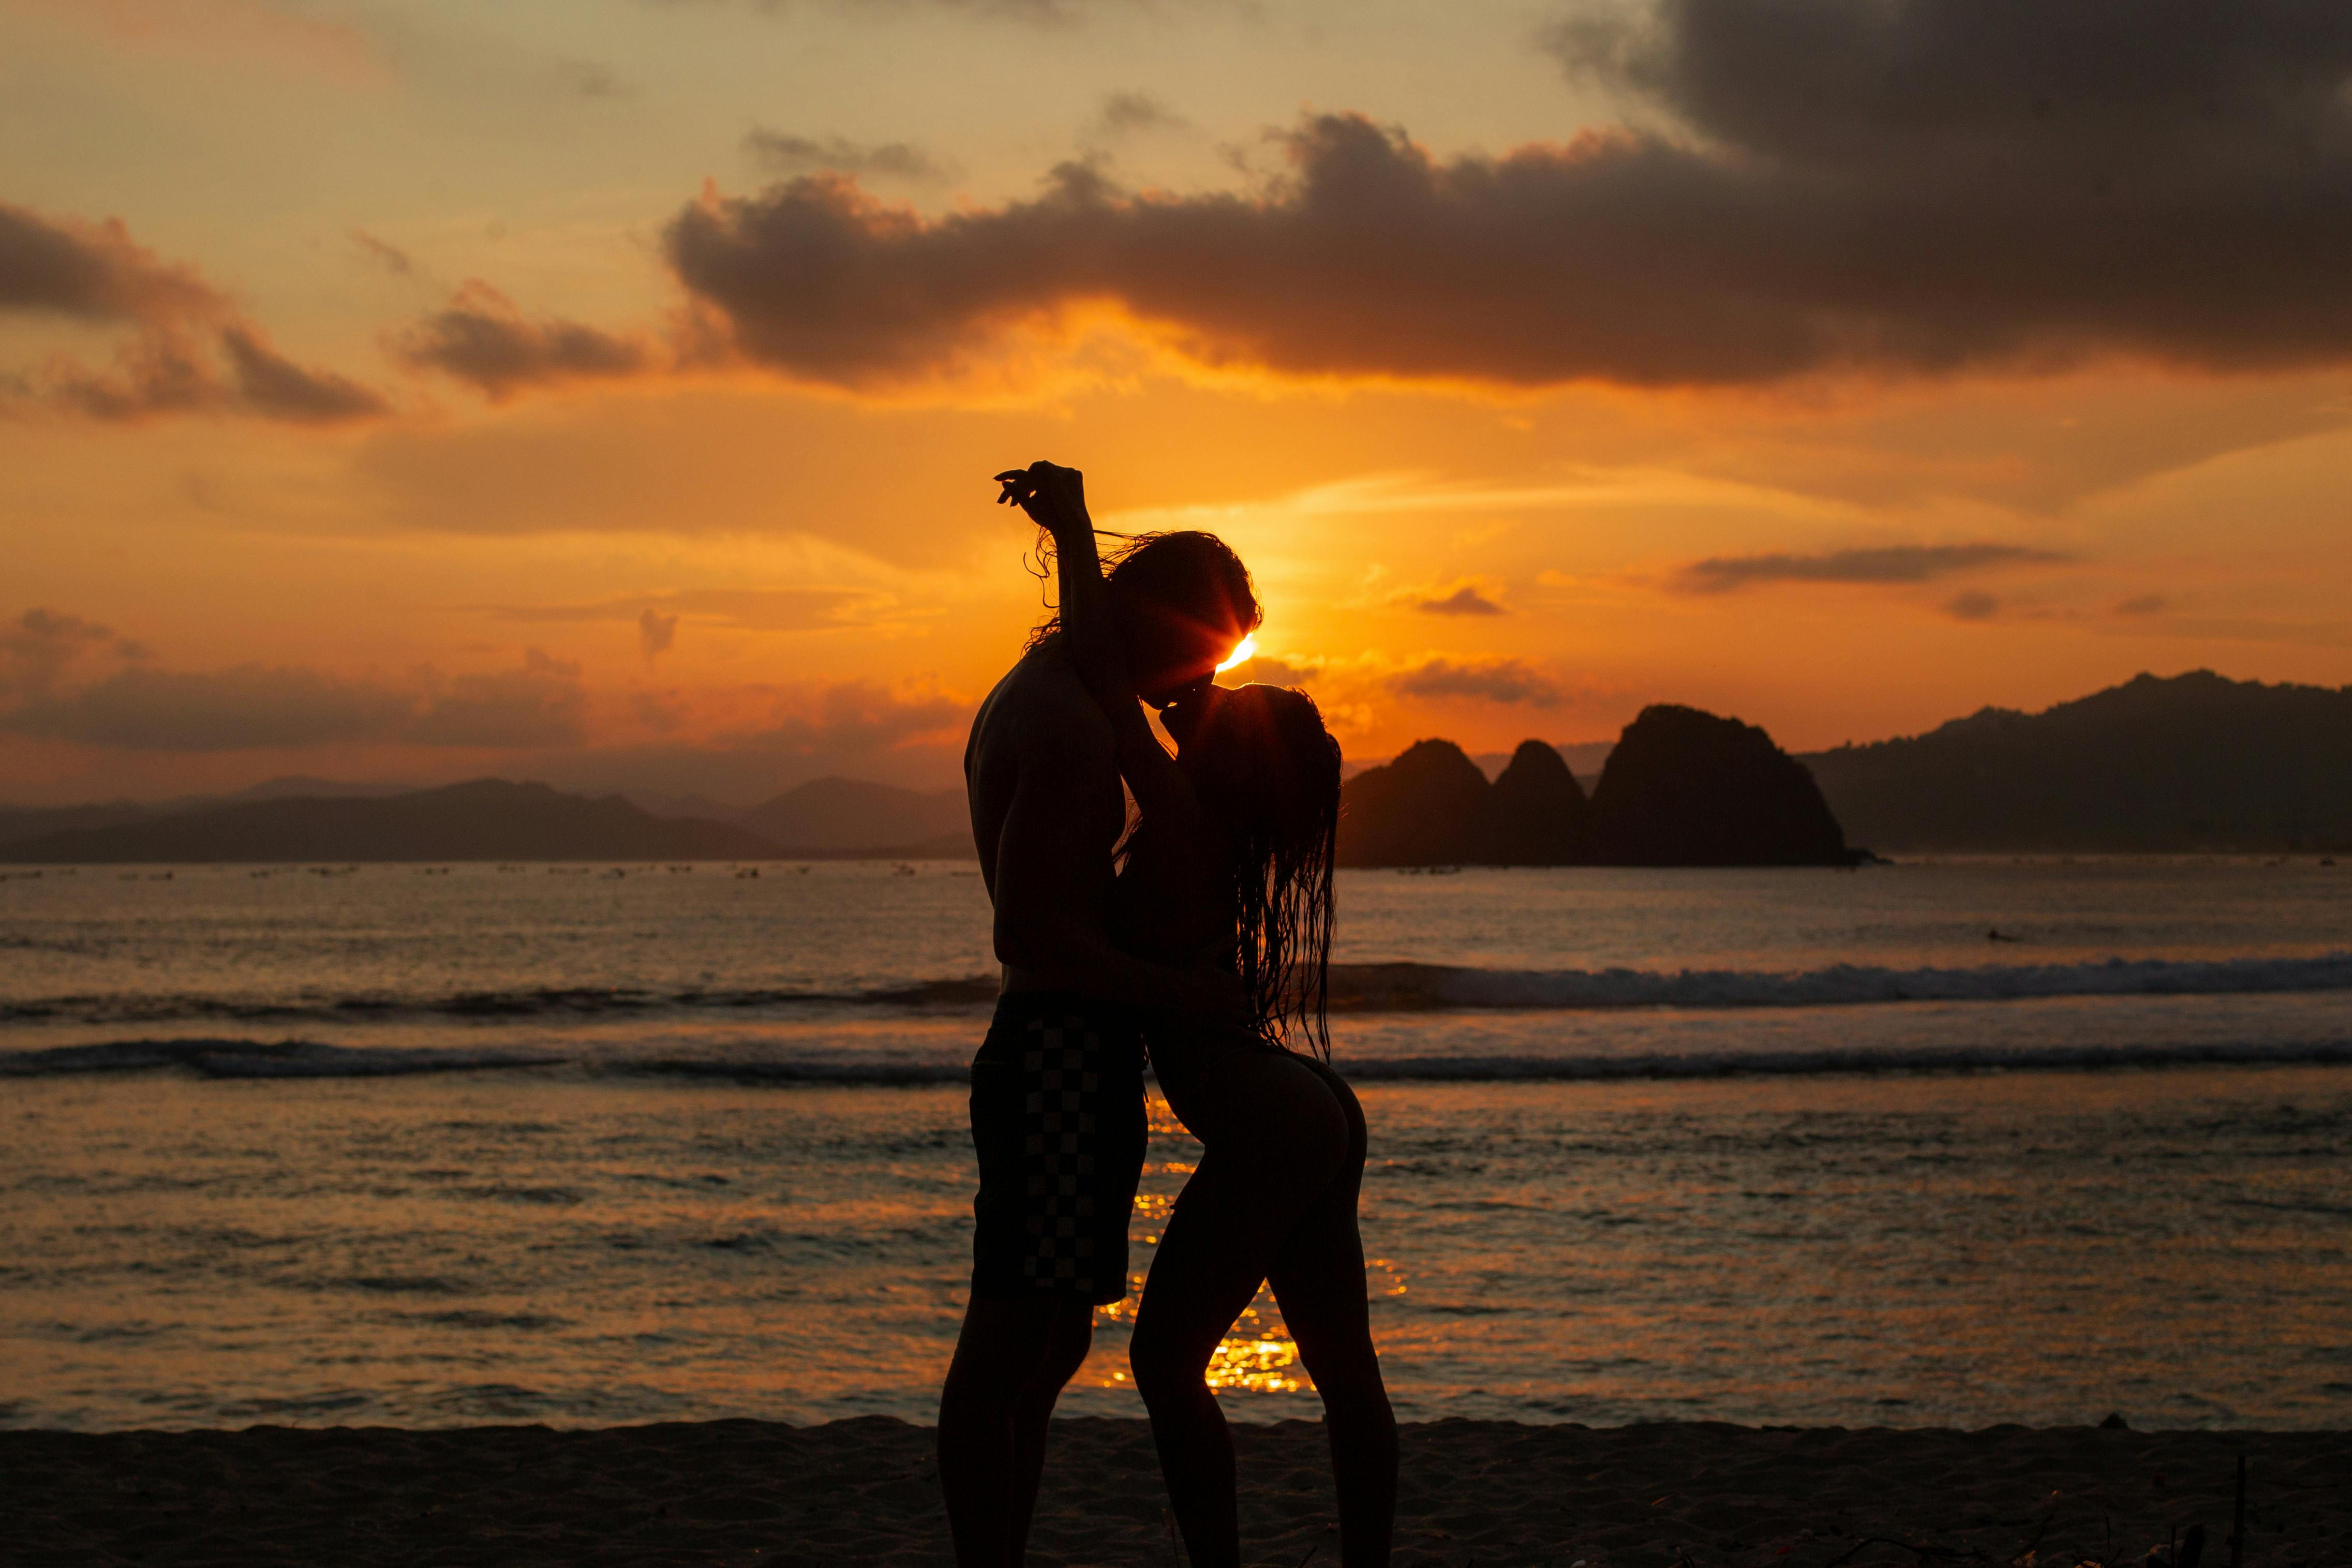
[940,501,1260,1566]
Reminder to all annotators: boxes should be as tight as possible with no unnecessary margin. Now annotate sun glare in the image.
[1215,635,1258,673]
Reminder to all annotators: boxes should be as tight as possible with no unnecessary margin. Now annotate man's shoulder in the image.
[981,647,1112,752]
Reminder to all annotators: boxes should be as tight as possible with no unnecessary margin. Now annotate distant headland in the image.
[2,670,2343,864]
[1341,705,1859,869]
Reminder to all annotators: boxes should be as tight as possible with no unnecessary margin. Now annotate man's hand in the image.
[994,460,1089,542]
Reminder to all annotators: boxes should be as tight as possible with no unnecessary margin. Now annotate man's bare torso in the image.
[965,638,1124,991]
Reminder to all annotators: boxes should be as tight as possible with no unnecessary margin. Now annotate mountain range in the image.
[3,670,2341,862]
[1798,670,2352,852]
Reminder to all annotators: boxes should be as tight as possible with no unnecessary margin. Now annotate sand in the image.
[3,1417,2345,1567]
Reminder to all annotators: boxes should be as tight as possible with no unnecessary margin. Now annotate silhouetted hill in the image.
[1337,740,1493,866]
[0,777,406,848]
[0,780,785,864]
[1480,740,1592,865]
[1802,670,2352,852]
[740,776,969,854]
[1590,706,1852,866]
[1341,712,1851,868]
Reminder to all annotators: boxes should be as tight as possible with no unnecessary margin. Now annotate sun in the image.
[1215,634,1258,673]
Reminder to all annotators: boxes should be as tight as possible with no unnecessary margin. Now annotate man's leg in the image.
[939,1292,1095,1567]
[1006,1298,1096,1554]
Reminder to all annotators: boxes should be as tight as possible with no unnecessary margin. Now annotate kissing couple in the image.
[938,461,1397,1566]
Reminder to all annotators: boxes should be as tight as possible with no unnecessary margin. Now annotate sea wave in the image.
[9,952,2349,1028]
[1326,952,2352,1010]
[8,1033,2352,1084]
[0,1039,563,1079]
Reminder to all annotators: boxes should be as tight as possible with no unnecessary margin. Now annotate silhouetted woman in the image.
[998,460,1397,1568]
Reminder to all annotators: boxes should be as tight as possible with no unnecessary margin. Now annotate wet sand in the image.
[4,1417,2346,1566]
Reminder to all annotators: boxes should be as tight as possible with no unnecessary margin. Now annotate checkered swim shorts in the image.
[967,992,1148,1305]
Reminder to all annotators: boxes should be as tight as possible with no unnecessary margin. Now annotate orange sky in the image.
[5,0,2350,806]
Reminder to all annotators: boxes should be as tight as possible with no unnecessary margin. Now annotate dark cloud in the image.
[4,665,415,751]
[1944,590,2001,621]
[639,609,679,660]
[2,651,587,752]
[745,129,951,182]
[406,650,589,748]
[663,1,2352,388]
[1094,91,1187,139]
[2,202,388,423]
[221,325,392,423]
[2115,593,2170,617]
[0,204,222,322]
[1409,584,1506,616]
[394,282,656,399]
[1,609,144,700]
[40,331,222,421]
[1676,543,2068,593]
[1388,656,1565,707]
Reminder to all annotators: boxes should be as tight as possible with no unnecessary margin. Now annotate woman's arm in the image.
[999,462,1208,832]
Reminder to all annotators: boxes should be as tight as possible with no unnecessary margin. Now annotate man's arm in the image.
[989,697,1242,1021]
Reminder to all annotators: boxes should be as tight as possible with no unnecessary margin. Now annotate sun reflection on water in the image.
[1088,1093,1320,1395]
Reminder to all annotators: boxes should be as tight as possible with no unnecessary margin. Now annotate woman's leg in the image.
[1266,1066,1395,1567]
[1129,1050,1348,1568]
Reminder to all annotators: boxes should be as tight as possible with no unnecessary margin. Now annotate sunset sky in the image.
[5,0,2349,806]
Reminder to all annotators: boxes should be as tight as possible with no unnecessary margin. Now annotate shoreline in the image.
[6,1417,2344,1566]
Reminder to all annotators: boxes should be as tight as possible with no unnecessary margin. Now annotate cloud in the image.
[1093,91,1187,139]
[1,204,224,323]
[489,588,891,634]
[662,0,2352,390]
[394,281,657,399]
[639,609,679,660]
[405,650,588,748]
[1,609,145,700]
[745,129,951,182]
[556,59,626,99]
[351,230,415,277]
[220,325,391,423]
[2115,593,2170,617]
[14,0,381,82]
[1675,543,2069,593]
[4,665,416,751]
[2,650,587,752]
[1405,583,1506,616]
[534,677,971,801]
[1943,590,2000,621]
[1222,653,1322,689]
[644,0,1142,25]
[1,202,387,424]
[1388,656,1566,707]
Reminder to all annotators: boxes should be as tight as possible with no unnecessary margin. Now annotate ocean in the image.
[4,858,2349,1432]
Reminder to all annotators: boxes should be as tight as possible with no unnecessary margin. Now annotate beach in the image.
[6,1416,2347,1566]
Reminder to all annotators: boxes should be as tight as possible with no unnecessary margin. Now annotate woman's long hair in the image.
[1180,685,1342,1058]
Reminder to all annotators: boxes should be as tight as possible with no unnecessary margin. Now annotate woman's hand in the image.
[994,460,1090,542]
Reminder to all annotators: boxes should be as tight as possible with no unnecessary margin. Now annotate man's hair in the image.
[1025,529,1262,652]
